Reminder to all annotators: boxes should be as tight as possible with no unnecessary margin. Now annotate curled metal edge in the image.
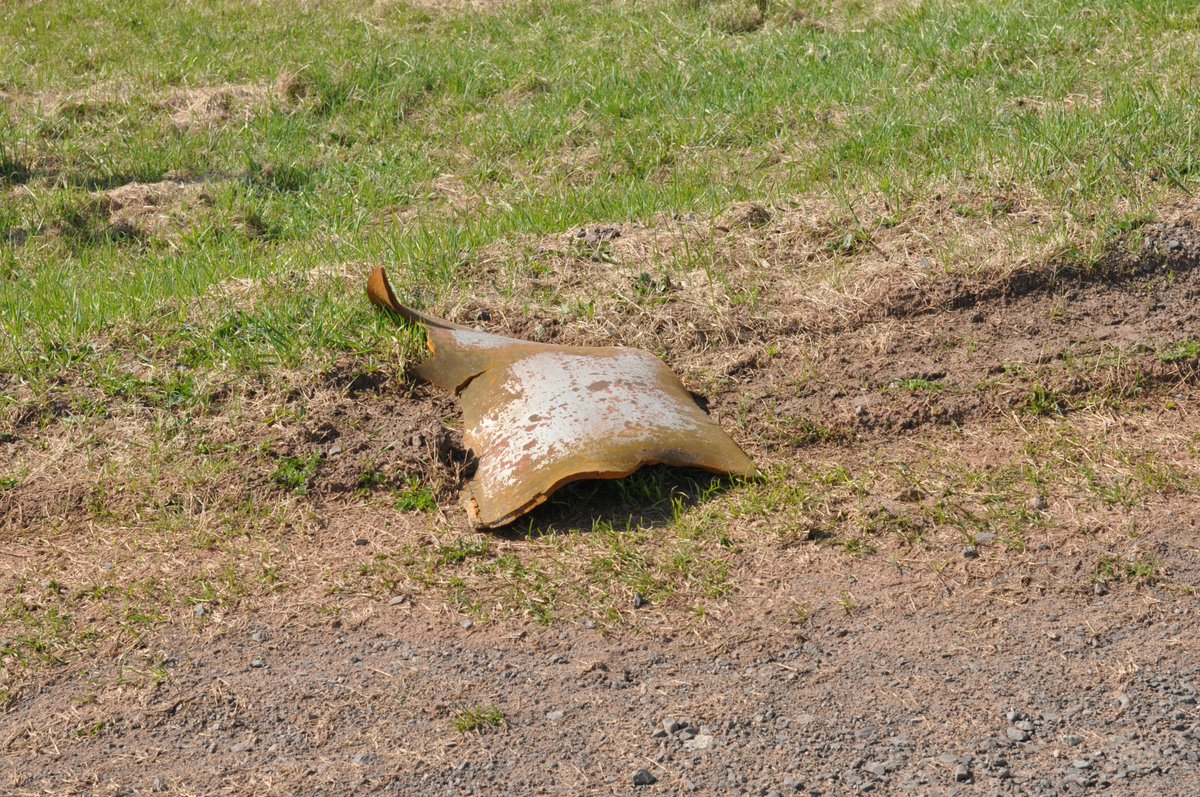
[368,266,755,527]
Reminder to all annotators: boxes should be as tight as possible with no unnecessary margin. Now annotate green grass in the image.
[3,0,1200,382]
[452,704,506,733]
[895,378,945,393]
[393,475,438,512]
[1094,554,1158,586]
[1159,340,1200,363]
[269,453,322,495]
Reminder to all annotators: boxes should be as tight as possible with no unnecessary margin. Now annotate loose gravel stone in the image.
[1007,727,1030,742]
[632,769,657,786]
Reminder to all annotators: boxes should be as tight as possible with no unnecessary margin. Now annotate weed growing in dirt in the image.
[895,378,944,393]
[1019,386,1064,417]
[452,705,506,734]
[392,475,437,513]
[270,453,322,495]
[1159,340,1200,363]
[1093,555,1158,586]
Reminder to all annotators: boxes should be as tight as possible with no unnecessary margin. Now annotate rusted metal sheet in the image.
[368,267,755,527]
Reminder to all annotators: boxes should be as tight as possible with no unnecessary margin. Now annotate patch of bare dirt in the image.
[0,362,460,538]
[246,360,469,502]
[3,482,1198,795]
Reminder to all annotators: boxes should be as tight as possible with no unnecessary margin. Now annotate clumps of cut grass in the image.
[452,704,505,733]
[39,190,144,246]
[703,0,766,34]
[270,453,322,495]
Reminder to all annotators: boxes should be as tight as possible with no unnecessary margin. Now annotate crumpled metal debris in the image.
[367,267,755,527]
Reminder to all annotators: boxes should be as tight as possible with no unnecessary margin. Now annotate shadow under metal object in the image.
[367,267,755,528]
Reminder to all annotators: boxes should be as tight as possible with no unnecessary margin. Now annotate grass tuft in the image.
[452,704,506,733]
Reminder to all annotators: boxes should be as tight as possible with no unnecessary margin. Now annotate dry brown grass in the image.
[97,179,213,241]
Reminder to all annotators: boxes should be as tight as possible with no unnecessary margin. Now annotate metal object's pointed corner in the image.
[368,267,755,528]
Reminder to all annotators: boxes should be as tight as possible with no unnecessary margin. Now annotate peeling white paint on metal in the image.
[448,328,515,350]
[470,350,705,491]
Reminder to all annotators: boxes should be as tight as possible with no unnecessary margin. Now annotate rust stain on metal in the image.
[367,267,755,527]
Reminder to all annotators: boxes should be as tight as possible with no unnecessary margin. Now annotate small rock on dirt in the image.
[1006,727,1030,742]
[632,769,657,786]
[683,734,716,751]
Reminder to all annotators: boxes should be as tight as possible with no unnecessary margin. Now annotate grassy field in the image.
[3,0,1200,707]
